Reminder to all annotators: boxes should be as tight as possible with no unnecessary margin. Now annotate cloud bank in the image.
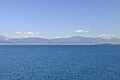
[15,32,39,36]
[99,34,117,39]
[75,28,89,33]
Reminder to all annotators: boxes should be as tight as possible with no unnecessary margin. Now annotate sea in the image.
[0,45,120,80]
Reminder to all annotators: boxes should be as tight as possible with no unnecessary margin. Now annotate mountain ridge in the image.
[0,35,120,45]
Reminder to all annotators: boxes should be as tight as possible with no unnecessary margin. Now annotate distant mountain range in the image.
[0,35,120,45]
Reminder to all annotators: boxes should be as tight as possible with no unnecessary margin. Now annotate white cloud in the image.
[15,32,22,35]
[75,28,89,33]
[15,32,39,36]
[99,34,116,39]
[53,37,61,39]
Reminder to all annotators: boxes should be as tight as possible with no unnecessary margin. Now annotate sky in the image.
[0,0,120,38]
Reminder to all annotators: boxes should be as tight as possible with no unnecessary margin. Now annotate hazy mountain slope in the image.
[8,38,50,45]
[0,35,10,44]
[0,36,120,45]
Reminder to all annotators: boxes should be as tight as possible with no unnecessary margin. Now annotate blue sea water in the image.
[0,45,120,80]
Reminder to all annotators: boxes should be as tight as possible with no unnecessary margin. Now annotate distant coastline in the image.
[96,44,120,46]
